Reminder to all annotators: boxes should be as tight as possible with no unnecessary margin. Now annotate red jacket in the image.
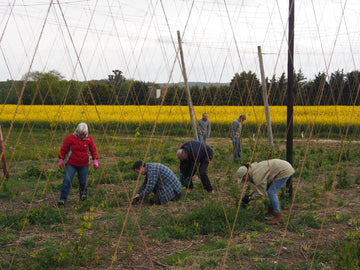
[58,133,99,167]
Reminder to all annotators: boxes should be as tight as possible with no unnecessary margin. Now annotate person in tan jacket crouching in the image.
[236,159,295,225]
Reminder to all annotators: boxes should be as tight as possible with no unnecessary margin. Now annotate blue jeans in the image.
[198,133,207,143]
[233,138,241,159]
[267,177,291,213]
[60,164,89,203]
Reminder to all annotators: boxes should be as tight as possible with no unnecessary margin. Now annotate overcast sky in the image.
[0,0,359,83]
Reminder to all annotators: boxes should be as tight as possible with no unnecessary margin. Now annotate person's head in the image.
[239,114,246,122]
[202,113,208,121]
[236,164,250,184]
[132,161,146,175]
[176,149,188,160]
[75,122,88,139]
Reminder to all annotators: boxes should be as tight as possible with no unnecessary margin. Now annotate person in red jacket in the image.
[58,122,99,206]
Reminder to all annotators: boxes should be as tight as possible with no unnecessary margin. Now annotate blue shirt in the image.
[137,163,182,204]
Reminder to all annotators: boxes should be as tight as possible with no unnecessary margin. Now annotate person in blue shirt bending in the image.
[132,161,182,205]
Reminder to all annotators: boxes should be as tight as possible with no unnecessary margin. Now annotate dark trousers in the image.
[149,191,182,205]
[198,160,213,192]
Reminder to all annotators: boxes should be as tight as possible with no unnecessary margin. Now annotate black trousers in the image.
[198,160,213,192]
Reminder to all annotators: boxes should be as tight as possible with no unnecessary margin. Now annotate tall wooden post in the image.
[177,30,198,140]
[0,126,9,179]
[286,0,295,197]
[258,46,274,148]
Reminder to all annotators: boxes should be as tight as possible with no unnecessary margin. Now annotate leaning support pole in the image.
[0,125,10,179]
[177,30,198,140]
[286,0,295,197]
[257,46,274,148]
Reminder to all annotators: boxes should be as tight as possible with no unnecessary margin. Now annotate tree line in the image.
[0,69,359,106]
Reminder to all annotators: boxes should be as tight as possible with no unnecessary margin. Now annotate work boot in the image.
[266,212,281,225]
[265,206,274,218]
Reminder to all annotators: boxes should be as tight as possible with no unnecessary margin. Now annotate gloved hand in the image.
[93,160,99,170]
[180,175,190,187]
[132,196,140,205]
[241,194,252,205]
[207,134,210,138]
[58,159,65,168]
[232,138,236,143]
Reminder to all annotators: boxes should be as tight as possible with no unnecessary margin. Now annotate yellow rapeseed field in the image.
[0,105,359,126]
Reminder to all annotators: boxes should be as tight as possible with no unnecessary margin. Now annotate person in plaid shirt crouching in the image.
[131,161,182,205]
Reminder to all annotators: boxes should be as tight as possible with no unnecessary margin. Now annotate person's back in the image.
[250,159,295,185]
[146,163,182,204]
[181,140,213,163]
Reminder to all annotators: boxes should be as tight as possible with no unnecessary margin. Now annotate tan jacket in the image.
[247,159,295,200]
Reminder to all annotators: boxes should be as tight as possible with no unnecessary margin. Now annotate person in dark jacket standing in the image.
[176,140,214,193]
[58,122,99,205]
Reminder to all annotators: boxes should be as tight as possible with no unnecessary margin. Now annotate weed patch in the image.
[28,206,66,226]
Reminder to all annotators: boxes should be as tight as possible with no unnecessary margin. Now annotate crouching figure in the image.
[236,159,295,225]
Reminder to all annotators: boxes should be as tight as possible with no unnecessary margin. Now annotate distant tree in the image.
[218,85,231,105]
[164,85,185,105]
[230,71,261,105]
[329,69,345,105]
[207,85,219,105]
[125,80,150,105]
[24,70,65,82]
[29,73,66,104]
[293,70,307,105]
[48,70,65,80]
[313,72,328,105]
[0,80,19,104]
[83,81,112,105]
[345,70,360,105]
[108,69,126,104]
[277,73,287,105]
[189,85,201,105]
[65,80,86,105]
[24,71,43,81]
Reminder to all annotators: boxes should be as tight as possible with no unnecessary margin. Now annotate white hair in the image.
[75,122,88,136]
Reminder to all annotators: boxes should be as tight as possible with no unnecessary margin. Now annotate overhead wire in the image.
[1,0,360,269]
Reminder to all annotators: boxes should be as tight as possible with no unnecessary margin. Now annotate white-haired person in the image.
[58,122,99,206]
[236,159,295,225]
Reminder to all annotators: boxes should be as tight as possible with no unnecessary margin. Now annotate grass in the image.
[1,127,360,269]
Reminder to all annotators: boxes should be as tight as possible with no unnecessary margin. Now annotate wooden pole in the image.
[177,30,198,140]
[286,0,295,197]
[257,46,274,148]
[0,125,9,179]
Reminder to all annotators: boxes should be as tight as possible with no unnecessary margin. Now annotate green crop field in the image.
[1,127,360,269]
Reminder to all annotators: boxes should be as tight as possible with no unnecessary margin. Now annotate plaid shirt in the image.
[137,163,182,204]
